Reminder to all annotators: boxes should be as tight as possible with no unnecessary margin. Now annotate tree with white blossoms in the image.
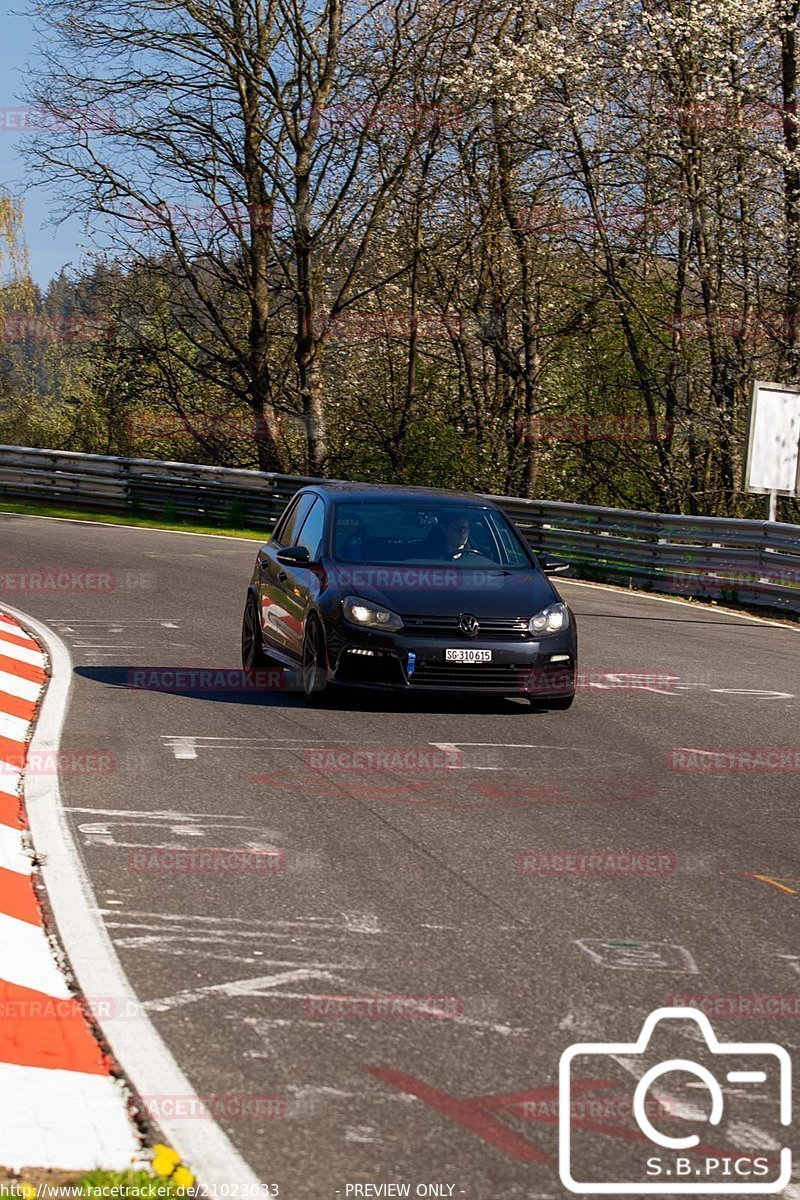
[449,0,799,512]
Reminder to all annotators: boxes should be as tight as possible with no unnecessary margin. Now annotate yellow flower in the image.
[21,1186,36,1200]
[172,1166,196,1191]
[152,1144,182,1177]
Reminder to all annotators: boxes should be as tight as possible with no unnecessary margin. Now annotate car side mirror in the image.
[276,545,312,566]
[541,555,571,576]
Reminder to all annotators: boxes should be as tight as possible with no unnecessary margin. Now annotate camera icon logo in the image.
[559,1006,792,1194]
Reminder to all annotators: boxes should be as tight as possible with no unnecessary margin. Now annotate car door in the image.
[258,492,317,654]
[279,496,327,659]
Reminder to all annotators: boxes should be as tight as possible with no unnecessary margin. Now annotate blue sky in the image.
[1,1,87,289]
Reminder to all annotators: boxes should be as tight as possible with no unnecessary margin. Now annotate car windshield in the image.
[331,501,532,568]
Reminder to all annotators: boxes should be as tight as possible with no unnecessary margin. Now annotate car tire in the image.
[301,616,328,702]
[241,594,271,670]
[529,694,575,711]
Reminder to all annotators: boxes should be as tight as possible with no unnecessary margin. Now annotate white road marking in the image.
[162,735,429,760]
[586,673,678,696]
[0,1064,141,1172]
[345,1127,378,1143]
[6,603,263,1191]
[0,912,72,996]
[145,968,350,1013]
[170,737,197,760]
[710,688,795,700]
[575,939,700,973]
[0,823,32,874]
[96,909,341,927]
[67,807,253,819]
[49,618,183,624]
[76,813,280,849]
[0,669,42,702]
[431,741,574,751]
[342,911,381,934]
[243,996,525,1037]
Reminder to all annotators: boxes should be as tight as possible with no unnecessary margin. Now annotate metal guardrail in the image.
[0,443,798,616]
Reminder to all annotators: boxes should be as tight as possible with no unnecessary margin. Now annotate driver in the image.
[443,515,472,559]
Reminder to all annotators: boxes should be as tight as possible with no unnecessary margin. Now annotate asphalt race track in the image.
[3,512,800,1199]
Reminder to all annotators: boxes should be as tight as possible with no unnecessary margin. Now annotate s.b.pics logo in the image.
[559,1007,791,1194]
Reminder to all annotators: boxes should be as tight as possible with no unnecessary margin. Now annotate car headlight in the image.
[342,595,404,631]
[528,602,569,635]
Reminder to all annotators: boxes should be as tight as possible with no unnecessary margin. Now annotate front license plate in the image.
[445,648,492,663]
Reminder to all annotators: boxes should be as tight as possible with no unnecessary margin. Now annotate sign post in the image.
[743,381,800,520]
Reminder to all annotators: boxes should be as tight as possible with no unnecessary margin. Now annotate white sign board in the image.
[744,381,800,496]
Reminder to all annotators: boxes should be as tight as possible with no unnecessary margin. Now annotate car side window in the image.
[273,493,315,548]
[293,497,326,560]
[490,514,531,566]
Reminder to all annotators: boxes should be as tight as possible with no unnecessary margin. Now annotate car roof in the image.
[303,482,497,507]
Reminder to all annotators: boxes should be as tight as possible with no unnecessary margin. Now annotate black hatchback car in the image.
[241,483,577,708]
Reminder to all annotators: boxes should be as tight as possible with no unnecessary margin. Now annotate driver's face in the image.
[445,518,469,550]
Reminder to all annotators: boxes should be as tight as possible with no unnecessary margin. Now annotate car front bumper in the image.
[328,625,577,696]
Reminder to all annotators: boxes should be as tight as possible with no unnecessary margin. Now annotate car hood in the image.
[327,564,559,618]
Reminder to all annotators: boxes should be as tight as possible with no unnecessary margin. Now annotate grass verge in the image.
[0,1170,183,1197]
[0,499,265,540]
[0,1145,199,1196]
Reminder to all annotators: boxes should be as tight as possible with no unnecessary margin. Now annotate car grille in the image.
[409,662,533,690]
[403,615,531,641]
